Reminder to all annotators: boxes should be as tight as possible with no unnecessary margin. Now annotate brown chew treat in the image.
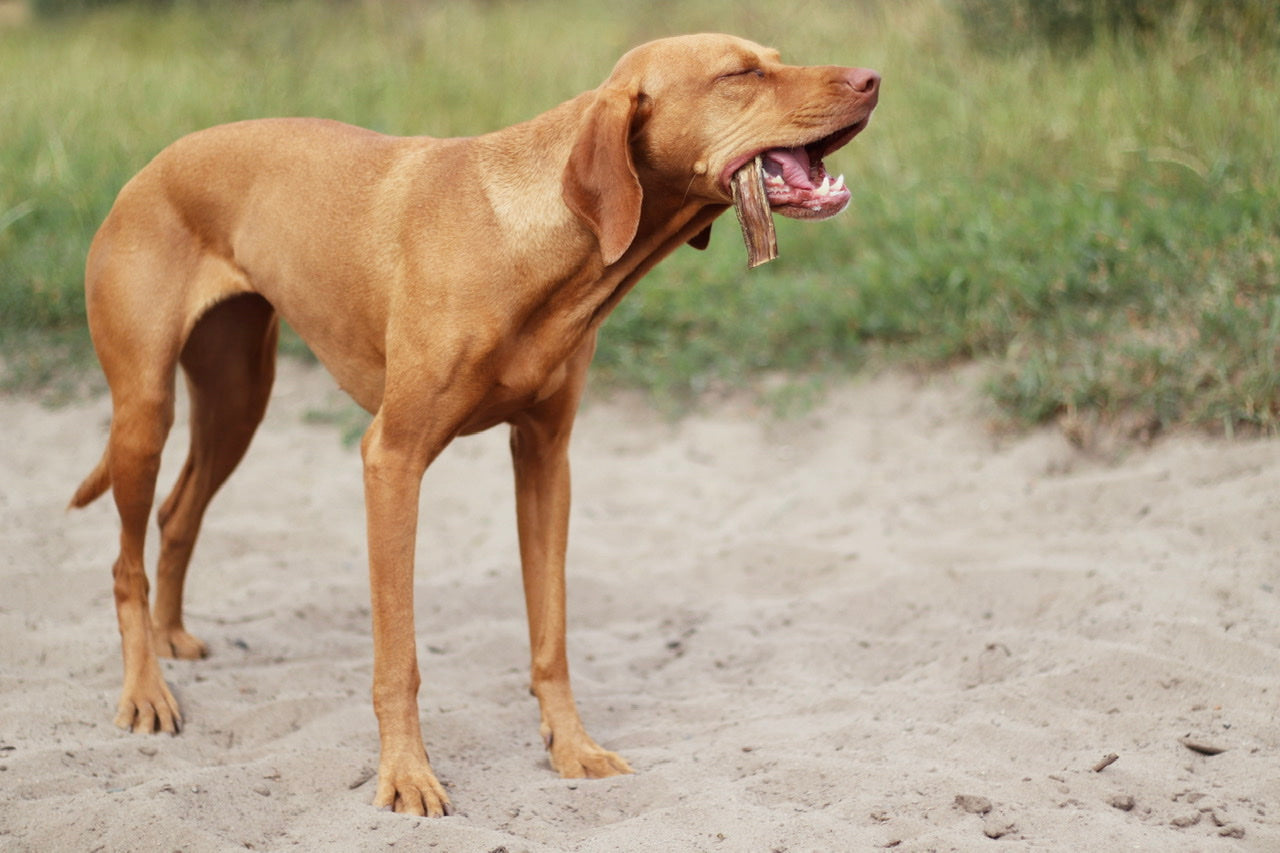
[730,155,779,268]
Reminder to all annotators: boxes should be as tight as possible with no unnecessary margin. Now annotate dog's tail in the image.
[69,448,111,509]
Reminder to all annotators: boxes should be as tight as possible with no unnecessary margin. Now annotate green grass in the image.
[3,0,1278,434]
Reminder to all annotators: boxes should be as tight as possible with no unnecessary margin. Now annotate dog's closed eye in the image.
[718,67,766,80]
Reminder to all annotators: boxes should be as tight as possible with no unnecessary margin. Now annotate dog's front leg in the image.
[360,407,453,817]
[509,339,632,780]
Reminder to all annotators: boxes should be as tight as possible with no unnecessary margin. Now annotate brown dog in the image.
[70,34,878,816]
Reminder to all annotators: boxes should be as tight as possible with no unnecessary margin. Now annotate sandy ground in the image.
[2,359,1278,851]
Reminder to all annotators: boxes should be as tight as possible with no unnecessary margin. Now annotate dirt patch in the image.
[3,361,1278,850]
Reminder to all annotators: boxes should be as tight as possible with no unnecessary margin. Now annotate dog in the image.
[70,33,879,816]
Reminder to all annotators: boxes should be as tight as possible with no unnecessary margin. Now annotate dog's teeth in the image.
[765,174,786,186]
[833,174,845,192]
[816,176,831,196]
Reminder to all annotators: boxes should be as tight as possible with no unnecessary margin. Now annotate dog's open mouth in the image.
[725,118,867,221]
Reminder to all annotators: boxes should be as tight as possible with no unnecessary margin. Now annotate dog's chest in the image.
[459,356,572,435]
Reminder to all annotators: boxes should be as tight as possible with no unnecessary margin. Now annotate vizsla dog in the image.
[71,34,879,816]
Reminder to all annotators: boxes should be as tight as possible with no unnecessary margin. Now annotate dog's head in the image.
[563,34,879,264]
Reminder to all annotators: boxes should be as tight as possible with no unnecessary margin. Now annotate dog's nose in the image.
[846,68,881,97]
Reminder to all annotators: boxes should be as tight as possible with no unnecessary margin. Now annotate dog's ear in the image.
[563,85,642,266]
[687,223,712,250]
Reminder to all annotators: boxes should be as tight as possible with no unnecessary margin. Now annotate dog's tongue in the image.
[763,147,813,190]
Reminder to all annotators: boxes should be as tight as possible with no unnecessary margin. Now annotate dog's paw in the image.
[114,673,182,734]
[373,750,454,818]
[548,733,633,779]
[152,625,209,660]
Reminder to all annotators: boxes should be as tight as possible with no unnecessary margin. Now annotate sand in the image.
[2,359,1277,851]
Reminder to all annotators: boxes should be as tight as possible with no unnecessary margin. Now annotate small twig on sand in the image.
[1178,736,1227,756]
[1092,752,1120,772]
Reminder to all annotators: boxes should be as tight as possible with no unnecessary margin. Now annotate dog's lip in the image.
[719,117,870,196]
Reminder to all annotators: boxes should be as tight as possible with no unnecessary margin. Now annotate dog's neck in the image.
[587,201,727,328]
[472,95,730,334]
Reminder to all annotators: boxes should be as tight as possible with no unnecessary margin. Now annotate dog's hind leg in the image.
[152,294,279,660]
[89,257,187,735]
[86,187,258,733]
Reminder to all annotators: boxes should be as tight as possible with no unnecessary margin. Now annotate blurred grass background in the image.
[1,0,1278,435]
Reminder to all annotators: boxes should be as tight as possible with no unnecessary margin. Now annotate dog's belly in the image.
[283,307,580,434]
